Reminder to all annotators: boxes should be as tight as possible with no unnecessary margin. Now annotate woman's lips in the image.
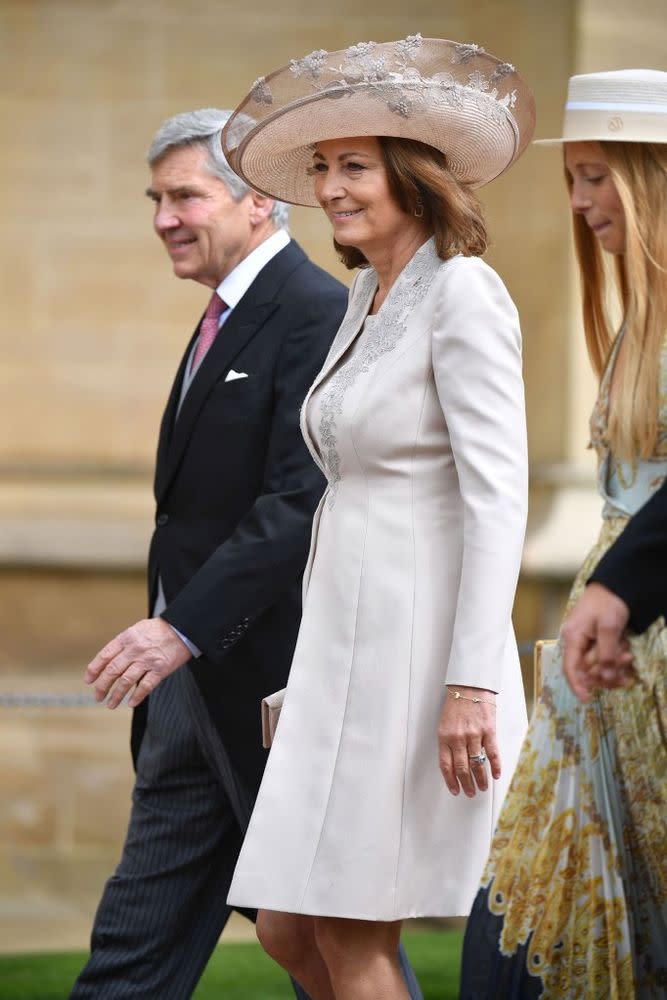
[331,209,363,221]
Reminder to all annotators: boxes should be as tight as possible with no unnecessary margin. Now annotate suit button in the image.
[156,513,169,526]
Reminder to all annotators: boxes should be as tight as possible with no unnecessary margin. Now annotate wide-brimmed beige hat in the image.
[535,68,667,145]
[221,35,536,206]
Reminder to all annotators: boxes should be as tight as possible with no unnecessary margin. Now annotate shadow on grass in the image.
[0,929,463,999]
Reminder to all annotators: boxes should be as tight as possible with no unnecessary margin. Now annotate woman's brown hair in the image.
[335,136,488,269]
[568,141,667,460]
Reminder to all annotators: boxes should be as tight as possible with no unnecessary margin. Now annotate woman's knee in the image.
[312,917,346,970]
[256,909,315,971]
[314,917,401,975]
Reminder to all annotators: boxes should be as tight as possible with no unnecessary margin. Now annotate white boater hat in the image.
[535,68,667,145]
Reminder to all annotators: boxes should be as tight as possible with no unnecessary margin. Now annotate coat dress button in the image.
[156,513,169,526]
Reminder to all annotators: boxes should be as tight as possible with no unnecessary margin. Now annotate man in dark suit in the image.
[68,108,347,999]
[72,108,422,1000]
[562,479,667,700]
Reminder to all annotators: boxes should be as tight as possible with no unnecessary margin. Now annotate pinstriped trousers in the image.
[69,668,423,999]
[69,667,306,999]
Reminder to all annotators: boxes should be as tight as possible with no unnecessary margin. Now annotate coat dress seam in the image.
[298,486,370,912]
[297,276,377,910]
[393,360,432,914]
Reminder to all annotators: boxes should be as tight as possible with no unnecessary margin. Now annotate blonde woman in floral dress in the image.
[460,69,667,1000]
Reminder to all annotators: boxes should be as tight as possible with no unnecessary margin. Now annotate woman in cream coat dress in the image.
[223,36,536,1000]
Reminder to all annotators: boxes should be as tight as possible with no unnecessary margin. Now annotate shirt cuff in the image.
[167,623,202,659]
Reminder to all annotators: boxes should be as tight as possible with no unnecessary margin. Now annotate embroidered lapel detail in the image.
[308,238,440,505]
[299,270,376,473]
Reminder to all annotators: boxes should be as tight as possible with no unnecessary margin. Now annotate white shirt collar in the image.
[216,229,291,310]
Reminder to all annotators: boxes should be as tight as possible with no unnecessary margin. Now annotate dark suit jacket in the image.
[590,478,667,633]
[131,240,347,791]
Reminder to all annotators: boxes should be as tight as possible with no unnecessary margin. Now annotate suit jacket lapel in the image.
[154,331,198,500]
[155,240,307,504]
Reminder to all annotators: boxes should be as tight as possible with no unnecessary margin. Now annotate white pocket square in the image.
[225,369,249,382]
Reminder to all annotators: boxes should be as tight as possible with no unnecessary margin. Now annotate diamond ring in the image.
[469,751,488,766]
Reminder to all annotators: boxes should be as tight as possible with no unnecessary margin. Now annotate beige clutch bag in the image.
[261,688,286,748]
[533,638,557,697]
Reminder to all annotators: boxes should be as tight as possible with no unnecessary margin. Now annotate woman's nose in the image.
[316,170,345,203]
[570,180,591,214]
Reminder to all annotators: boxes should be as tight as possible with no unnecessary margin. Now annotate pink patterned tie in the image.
[192,292,226,370]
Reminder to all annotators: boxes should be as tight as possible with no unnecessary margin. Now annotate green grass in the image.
[0,929,462,999]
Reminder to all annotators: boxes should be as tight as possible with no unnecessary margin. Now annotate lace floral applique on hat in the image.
[256,33,522,124]
[289,48,328,80]
[250,76,273,106]
[451,42,485,64]
[491,62,516,83]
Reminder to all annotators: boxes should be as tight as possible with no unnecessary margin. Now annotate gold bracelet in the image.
[449,689,496,707]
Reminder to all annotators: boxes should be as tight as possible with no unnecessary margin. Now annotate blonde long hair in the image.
[569,141,667,460]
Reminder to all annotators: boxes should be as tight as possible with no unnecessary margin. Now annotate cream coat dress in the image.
[228,238,528,919]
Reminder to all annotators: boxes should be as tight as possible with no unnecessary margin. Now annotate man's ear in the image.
[248,192,275,224]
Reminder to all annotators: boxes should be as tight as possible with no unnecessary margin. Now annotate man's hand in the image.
[84,618,192,709]
[561,583,634,702]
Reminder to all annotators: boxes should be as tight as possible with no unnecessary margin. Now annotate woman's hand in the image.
[438,686,500,797]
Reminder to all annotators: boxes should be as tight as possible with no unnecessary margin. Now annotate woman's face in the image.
[564,141,627,255]
[311,136,420,258]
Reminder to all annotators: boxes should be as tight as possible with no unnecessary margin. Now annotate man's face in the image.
[147,144,256,288]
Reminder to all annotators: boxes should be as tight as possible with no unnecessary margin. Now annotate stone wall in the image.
[0,0,663,954]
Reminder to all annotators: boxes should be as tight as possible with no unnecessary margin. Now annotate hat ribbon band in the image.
[567,100,667,113]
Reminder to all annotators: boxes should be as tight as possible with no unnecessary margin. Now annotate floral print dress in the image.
[460,333,667,999]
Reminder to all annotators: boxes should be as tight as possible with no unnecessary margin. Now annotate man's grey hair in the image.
[147,108,289,229]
